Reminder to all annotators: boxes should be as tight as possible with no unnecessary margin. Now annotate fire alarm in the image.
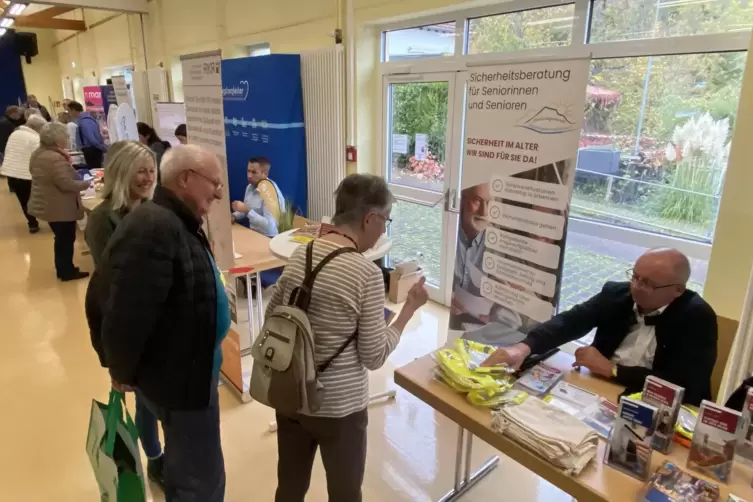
[346,146,357,162]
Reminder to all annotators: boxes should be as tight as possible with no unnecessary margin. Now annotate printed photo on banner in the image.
[450,58,590,346]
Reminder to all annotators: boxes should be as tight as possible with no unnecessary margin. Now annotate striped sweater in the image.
[266,239,400,418]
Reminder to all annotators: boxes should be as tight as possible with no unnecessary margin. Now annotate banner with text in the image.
[450,58,589,346]
[180,51,234,271]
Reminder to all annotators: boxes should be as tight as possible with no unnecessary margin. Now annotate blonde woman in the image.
[83,141,164,488]
[85,141,157,265]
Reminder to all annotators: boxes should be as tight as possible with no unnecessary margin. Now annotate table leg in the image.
[255,271,264,327]
[437,425,499,502]
[240,272,256,356]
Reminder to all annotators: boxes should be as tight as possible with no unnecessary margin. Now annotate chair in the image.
[712,315,739,402]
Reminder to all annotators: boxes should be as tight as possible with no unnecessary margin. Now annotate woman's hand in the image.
[404,276,428,313]
[231,201,248,212]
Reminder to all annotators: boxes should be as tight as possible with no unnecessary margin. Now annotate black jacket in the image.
[86,186,218,410]
[522,282,717,406]
[0,115,21,155]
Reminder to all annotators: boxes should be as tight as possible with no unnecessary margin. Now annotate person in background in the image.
[482,248,717,406]
[57,112,79,152]
[231,157,285,237]
[1,114,47,233]
[62,99,72,113]
[0,105,24,164]
[67,100,106,169]
[84,141,164,488]
[25,94,52,122]
[137,122,172,170]
[269,174,428,502]
[86,145,228,501]
[174,124,187,145]
[28,123,91,281]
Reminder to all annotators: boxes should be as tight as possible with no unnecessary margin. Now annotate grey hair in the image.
[24,108,40,120]
[332,174,394,226]
[100,141,156,210]
[39,122,70,148]
[160,144,217,185]
[25,114,47,133]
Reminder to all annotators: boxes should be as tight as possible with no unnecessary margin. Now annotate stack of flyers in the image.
[638,461,720,502]
[687,400,741,483]
[727,495,749,502]
[514,362,563,395]
[581,397,618,439]
[604,397,658,481]
[543,381,599,418]
[735,387,753,465]
[642,376,685,454]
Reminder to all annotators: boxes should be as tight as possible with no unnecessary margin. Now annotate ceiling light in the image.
[9,3,27,16]
[0,18,13,28]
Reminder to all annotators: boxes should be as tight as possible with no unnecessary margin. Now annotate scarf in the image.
[54,147,73,165]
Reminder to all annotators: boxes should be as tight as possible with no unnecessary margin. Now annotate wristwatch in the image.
[611,365,618,379]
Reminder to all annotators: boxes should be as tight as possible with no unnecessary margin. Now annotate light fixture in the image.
[0,18,14,28]
[0,29,5,38]
[9,3,27,16]
[71,61,76,68]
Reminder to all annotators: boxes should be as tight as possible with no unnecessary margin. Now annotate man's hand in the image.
[481,342,531,369]
[573,346,614,378]
[111,379,134,393]
[231,201,248,213]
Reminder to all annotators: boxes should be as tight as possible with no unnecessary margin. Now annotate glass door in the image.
[382,72,464,304]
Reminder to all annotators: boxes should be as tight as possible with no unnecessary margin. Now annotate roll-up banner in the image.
[180,50,234,271]
[450,58,590,345]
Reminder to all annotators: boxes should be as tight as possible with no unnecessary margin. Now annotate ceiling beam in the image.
[22,0,147,14]
[13,16,87,31]
[23,7,77,20]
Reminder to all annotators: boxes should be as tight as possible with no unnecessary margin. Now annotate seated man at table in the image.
[483,248,717,406]
[231,156,285,237]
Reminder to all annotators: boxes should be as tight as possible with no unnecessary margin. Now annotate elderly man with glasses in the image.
[483,248,717,405]
[86,144,229,501]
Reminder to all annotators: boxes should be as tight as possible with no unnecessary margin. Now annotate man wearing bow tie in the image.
[483,248,717,405]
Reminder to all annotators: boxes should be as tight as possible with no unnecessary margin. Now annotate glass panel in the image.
[575,52,746,242]
[389,200,444,285]
[467,4,575,54]
[590,0,753,43]
[384,24,457,61]
[388,81,448,193]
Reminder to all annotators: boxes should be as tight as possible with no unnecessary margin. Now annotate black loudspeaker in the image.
[15,32,38,64]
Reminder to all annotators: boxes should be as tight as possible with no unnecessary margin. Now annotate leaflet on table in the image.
[736,386,753,466]
[449,58,590,345]
[728,495,749,502]
[687,400,741,483]
[514,362,563,395]
[604,396,658,481]
[638,461,720,502]
[581,397,618,439]
[641,376,685,454]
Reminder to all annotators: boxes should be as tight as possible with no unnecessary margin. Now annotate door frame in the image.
[380,70,467,306]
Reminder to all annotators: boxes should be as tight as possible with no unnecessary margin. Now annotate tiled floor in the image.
[0,189,573,501]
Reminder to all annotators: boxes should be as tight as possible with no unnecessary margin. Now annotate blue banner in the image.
[222,55,308,216]
[100,85,117,119]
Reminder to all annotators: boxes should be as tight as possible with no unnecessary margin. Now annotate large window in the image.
[384,23,457,61]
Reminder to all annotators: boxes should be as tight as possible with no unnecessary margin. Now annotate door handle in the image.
[445,188,459,213]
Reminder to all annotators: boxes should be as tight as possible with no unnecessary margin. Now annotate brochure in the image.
[735,386,753,465]
[604,397,658,481]
[727,495,749,502]
[514,362,563,395]
[687,400,741,483]
[582,397,618,439]
[638,460,720,502]
[549,381,599,409]
[642,376,685,454]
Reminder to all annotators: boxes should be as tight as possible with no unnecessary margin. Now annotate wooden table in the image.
[395,351,753,502]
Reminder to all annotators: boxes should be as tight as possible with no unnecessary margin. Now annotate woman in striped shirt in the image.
[268,174,428,502]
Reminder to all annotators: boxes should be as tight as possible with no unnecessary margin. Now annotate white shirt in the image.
[610,304,668,369]
[0,126,39,180]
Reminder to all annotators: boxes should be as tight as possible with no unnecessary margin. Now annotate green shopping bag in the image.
[85,389,147,502]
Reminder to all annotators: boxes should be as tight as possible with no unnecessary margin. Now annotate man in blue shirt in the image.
[231,156,285,237]
[68,100,106,169]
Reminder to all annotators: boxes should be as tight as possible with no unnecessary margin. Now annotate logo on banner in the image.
[518,106,577,135]
[223,80,249,101]
[84,90,101,100]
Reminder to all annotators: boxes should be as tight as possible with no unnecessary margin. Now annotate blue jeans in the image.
[138,379,225,502]
[135,395,163,459]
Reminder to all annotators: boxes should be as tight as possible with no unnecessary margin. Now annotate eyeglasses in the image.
[189,169,223,192]
[625,269,679,292]
[374,213,393,227]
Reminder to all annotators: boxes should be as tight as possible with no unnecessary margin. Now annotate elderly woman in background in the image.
[267,173,428,502]
[57,111,78,152]
[84,140,164,487]
[28,122,91,281]
[1,114,47,233]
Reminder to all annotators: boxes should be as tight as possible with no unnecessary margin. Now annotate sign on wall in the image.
[180,50,234,271]
[450,58,590,344]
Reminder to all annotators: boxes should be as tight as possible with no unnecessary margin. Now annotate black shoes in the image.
[147,455,165,491]
[58,269,90,281]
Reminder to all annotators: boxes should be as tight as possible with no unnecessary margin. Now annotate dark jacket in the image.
[85,186,218,410]
[522,281,717,406]
[83,197,128,266]
[0,114,22,155]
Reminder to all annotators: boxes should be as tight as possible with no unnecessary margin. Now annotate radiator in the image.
[300,45,346,221]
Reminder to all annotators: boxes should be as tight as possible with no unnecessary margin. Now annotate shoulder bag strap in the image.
[317,329,358,374]
[287,241,356,311]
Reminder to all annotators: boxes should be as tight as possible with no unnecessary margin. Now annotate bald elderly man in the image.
[86,145,228,501]
[484,248,717,405]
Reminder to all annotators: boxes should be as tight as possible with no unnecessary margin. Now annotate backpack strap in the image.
[317,329,358,374]
[288,241,356,311]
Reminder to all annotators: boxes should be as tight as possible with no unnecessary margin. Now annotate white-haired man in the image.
[86,145,229,501]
